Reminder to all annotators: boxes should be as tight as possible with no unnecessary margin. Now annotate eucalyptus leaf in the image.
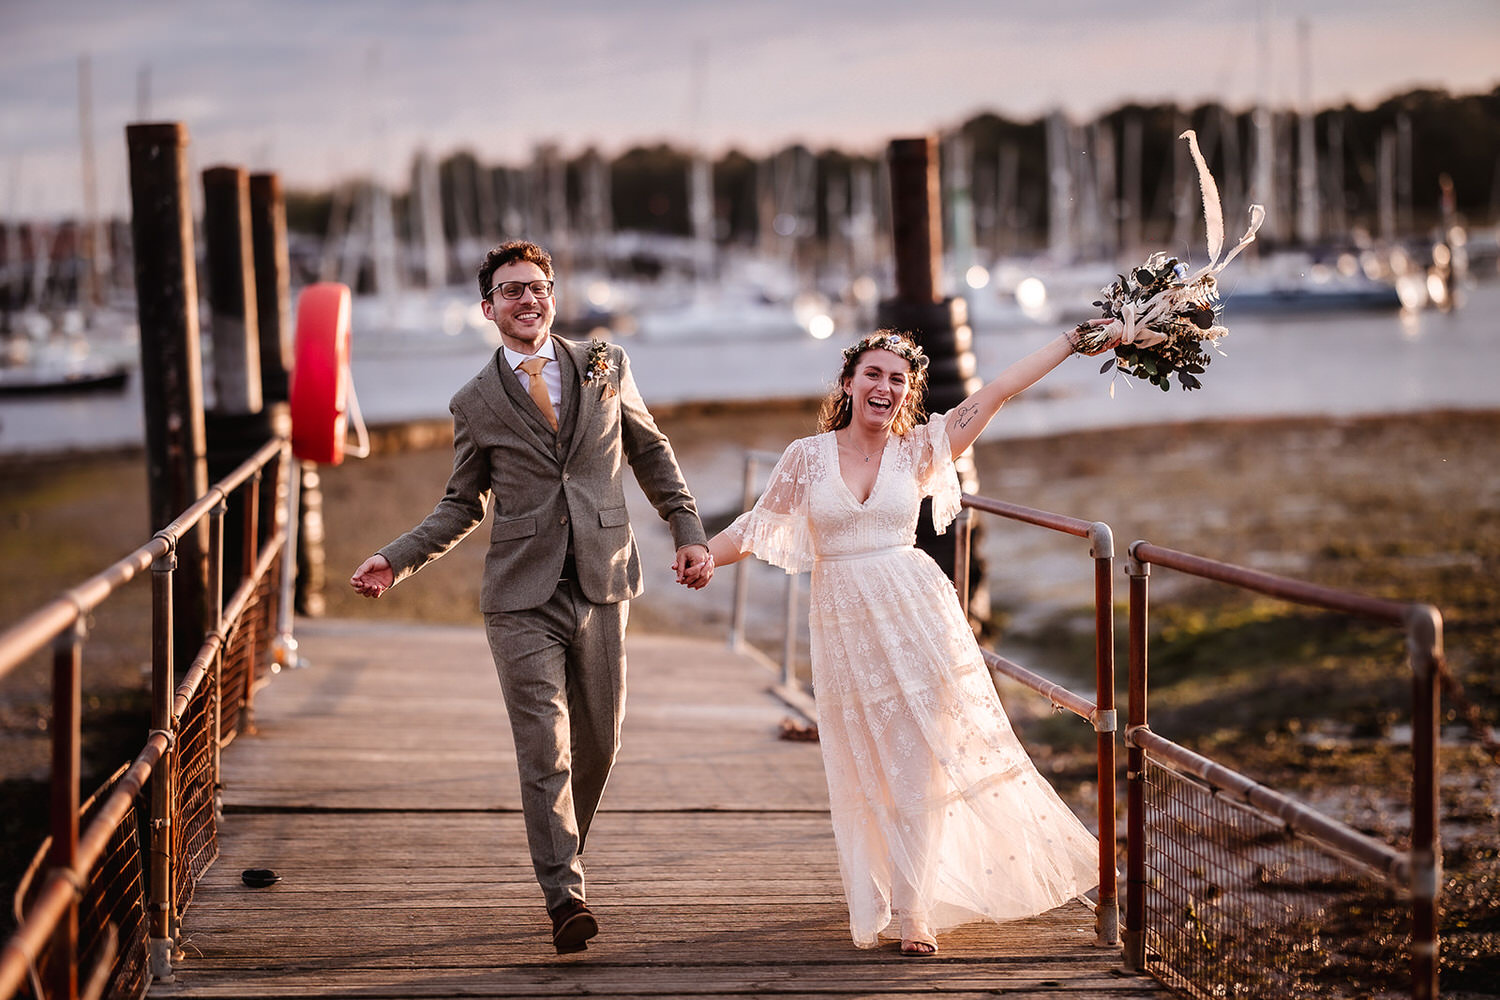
[1099,357,1117,374]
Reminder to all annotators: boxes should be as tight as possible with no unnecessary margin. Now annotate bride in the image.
[703,323,1117,956]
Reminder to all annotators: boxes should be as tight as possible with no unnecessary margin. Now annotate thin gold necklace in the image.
[840,432,884,463]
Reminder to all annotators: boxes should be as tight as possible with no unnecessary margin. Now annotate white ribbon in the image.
[1097,132,1265,350]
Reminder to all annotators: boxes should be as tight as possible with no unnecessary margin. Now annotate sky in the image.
[3,0,1498,220]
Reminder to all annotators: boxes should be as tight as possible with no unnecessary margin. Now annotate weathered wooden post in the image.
[126,121,209,669]
[249,173,291,406]
[248,173,326,617]
[202,165,267,591]
[876,135,988,624]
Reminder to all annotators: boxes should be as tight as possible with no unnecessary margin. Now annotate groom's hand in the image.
[351,554,395,598]
[673,544,714,590]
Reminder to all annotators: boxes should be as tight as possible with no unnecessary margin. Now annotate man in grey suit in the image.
[350,241,713,954]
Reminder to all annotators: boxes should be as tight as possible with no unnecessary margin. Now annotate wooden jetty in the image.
[150,619,1164,999]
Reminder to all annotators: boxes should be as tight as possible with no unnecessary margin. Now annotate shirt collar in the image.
[502,337,558,372]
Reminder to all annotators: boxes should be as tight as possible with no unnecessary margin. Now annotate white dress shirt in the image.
[502,339,562,417]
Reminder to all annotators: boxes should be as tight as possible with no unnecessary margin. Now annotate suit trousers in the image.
[483,579,628,914]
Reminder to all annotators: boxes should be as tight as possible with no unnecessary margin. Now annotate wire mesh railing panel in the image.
[217,612,253,743]
[14,769,150,1000]
[1142,756,1410,999]
[250,560,278,685]
[172,673,218,919]
[78,786,150,1000]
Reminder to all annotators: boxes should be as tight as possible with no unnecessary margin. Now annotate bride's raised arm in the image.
[942,321,1114,458]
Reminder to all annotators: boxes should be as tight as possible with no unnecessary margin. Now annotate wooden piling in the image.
[126,121,208,664]
[246,172,324,615]
[249,173,291,405]
[877,135,986,617]
[203,165,272,590]
[202,166,263,416]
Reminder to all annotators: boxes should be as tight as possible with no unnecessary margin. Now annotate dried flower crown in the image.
[842,332,929,372]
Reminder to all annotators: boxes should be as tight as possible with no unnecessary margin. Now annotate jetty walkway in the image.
[150,618,1163,999]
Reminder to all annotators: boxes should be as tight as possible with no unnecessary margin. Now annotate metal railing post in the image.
[272,453,307,669]
[239,471,262,732]
[782,573,800,690]
[1122,543,1150,972]
[953,508,972,611]
[1407,604,1443,1000]
[48,616,85,1000]
[148,545,177,982]
[729,453,759,652]
[1088,522,1119,947]
[208,498,226,820]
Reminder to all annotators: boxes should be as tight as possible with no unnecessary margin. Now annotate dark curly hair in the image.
[817,330,929,434]
[477,240,554,299]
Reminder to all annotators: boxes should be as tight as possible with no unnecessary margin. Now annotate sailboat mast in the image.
[1295,18,1320,245]
[77,54,105,317]
[1252,0,1279,244]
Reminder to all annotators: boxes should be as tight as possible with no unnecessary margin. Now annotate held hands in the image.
[350,553,395,598]
[673,544,714,590]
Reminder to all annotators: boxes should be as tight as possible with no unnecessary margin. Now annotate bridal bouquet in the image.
[1074,130,1265,391]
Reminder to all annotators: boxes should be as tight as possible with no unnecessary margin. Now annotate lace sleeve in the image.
[724,438,815,573]
[914,412,962,535]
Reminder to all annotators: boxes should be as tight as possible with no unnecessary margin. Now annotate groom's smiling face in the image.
[483,260,556,353]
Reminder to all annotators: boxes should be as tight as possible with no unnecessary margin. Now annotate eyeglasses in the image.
[487,279,555,301]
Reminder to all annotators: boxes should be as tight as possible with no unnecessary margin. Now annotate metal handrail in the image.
[0,437,284,681]
[0,436,291,1000]
[954,495,1120,949]
[1123,538,1444,1000]
[728,449,810,708]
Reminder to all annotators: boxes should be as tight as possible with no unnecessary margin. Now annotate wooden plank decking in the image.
[150,619,1166,999]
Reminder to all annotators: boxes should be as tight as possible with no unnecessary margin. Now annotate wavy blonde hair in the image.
[817,330,929,435]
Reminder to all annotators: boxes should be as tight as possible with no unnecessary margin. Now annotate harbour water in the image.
[2,282,1497,459]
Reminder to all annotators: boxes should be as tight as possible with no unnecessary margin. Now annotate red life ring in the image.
[290,282,352,464]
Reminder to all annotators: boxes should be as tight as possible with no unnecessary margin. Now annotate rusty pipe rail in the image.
[1129,540,1410,624]
[0,436,289,1000]
[1127,728,1409,883]
[1123,538,1444,1000]
[0,437,285,682]
[983,650,1102,725]
[957,494,1119,949]
[728,449,812,708]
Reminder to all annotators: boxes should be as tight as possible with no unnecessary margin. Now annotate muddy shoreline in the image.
[2,406,1497,990]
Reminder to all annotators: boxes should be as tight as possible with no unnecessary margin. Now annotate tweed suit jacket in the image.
[379,337,707,612]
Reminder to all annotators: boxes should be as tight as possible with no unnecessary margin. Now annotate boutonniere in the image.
[584,339,616,397]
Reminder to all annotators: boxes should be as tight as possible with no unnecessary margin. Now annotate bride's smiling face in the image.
[843,349,911,432]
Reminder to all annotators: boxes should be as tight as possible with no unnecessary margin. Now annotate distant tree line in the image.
[283,86,1500,266]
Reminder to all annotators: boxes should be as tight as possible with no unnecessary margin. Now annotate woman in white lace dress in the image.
[704,324,1117,956]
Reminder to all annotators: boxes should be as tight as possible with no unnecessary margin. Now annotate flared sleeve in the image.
[913,411,962,534]
[723,437,816,573]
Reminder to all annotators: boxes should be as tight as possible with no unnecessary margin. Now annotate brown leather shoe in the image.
[550,900,598,954]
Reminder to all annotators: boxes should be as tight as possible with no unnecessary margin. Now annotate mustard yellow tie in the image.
[517,356,558,431]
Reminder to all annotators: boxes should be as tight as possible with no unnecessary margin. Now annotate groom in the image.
[350,240,713,954]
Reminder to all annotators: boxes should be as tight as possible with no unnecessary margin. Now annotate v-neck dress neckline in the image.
[829,431,889,507]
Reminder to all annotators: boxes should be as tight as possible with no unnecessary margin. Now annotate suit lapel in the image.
[556,338,598,465]
[475,351,554,454]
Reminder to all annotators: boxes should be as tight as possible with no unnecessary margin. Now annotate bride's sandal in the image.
[899,915,937,956]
